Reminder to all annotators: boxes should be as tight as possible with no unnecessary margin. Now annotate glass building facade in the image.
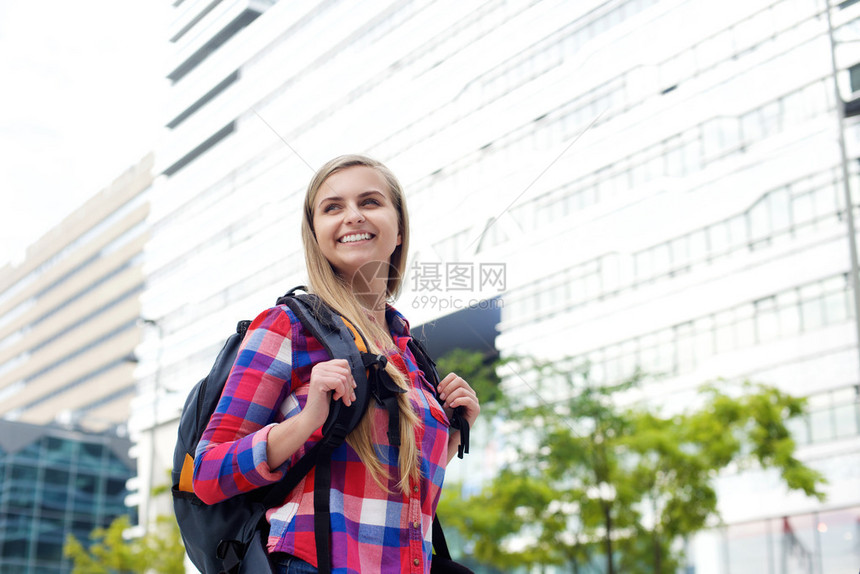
[0,420,134,574]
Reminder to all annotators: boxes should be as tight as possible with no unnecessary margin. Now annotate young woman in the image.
[192,155,480,574]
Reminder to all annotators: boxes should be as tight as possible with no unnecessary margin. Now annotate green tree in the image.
[440,357,826,574]
[435,348,504,415]
[64,514,185,574]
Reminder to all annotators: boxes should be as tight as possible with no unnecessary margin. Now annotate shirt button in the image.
[413,558,420,566]
[413,521,420,528]
[413,486,419,493]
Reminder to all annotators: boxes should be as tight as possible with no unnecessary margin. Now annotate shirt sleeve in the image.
[192,305,296,505]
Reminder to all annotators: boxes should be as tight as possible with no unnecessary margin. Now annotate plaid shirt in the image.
[193,304,450,574]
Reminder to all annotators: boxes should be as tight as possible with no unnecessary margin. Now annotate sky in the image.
[0,0,170,267]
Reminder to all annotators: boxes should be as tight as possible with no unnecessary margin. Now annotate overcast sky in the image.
[0,0,170,267]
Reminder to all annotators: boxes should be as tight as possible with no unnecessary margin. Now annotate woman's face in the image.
[312,165,402,283]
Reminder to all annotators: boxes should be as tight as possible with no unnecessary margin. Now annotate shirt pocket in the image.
[418,387,450,428]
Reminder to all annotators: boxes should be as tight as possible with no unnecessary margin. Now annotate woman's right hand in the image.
[301,359,357,429]
[267,359,357,468]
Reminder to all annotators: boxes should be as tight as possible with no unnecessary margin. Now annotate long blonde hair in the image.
[301,154,420,493]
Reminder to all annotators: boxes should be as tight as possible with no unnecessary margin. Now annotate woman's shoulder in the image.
[247,304,296,333]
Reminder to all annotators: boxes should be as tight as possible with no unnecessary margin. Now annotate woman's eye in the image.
[362,198,380,206]
[323,203,340,213]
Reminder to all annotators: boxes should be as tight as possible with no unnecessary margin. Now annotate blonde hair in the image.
[301,154,420,493]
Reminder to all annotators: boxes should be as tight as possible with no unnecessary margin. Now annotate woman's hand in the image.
[302,359,357,428]
[437,372,480,426]
[267,359,356,468]
[437,372,480,462]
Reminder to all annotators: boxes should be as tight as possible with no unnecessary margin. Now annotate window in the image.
[850,63,860,94]
[754,297,779,343]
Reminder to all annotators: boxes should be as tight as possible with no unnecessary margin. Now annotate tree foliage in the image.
[435,347,504,415]
[64,514,186,574]
[439,353,826,574]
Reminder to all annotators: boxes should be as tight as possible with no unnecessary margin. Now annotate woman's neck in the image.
[352,275,389,328]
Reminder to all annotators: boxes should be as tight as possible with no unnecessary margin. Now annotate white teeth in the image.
[339,233,372,243]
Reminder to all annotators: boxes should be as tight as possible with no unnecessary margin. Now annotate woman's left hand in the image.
[437,372,480,429]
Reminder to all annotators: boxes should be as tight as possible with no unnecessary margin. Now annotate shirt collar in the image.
[384,304,411,340]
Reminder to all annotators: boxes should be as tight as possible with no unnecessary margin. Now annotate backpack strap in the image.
[408,338,470,459]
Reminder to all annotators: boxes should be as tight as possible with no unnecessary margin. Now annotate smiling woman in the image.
[192,154,480,574]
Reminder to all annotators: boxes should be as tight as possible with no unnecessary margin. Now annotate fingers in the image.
[437,373,480,427]
[310,359,357,406]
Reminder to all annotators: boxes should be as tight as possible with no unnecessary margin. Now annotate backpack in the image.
[171,287,471,574]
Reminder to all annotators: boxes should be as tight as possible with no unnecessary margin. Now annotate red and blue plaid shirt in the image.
[193,304,450,574]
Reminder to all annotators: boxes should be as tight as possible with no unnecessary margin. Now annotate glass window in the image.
[583,272,600,300]
[106,478,126,497]
[580,184,598,210]
[693,316,715,361]
[728,215,748,250]
[778,290,801,336]
[850,62,860,93]
[760,100,782,137]
[600,256,620,294]
[708,221,730,255]
[800,283,825,331]
[793,190,816,227]
[809,408,835,442]
[770,188,792,233]
[665,140,685,177]
[635,250,653,282]
[45,469,69,487]
[804,80,830,117]
[748,196,771,243]
[715,310,736,352]
[688,229,708,263]
[675,322,695,372]
[823,289,849,325]
[682,137,703,174]
[741,109,764,144]
[655,328,676,374]
[812,183,839,222]
[786,414,811,446]
[818,507,860,573]
[782,89,807,125]
[832,400,859,439]
[671,235,691,270]
[736,305,756,347]
[755,297,780,343]
[703,117,741,157]
[652,244,671,277]
[778,514,818,571]
[570,277,585,304]
[725,521,772,574]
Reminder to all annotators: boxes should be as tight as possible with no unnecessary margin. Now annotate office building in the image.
[0,156,153,432]
[141,1,859,571]
[0,420,134,574]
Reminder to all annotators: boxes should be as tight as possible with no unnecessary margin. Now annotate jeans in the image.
[272,554,319,574]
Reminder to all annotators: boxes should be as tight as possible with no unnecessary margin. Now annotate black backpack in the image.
[171,288,471,574]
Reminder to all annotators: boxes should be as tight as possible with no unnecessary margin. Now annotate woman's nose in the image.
[344,203,365,223]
